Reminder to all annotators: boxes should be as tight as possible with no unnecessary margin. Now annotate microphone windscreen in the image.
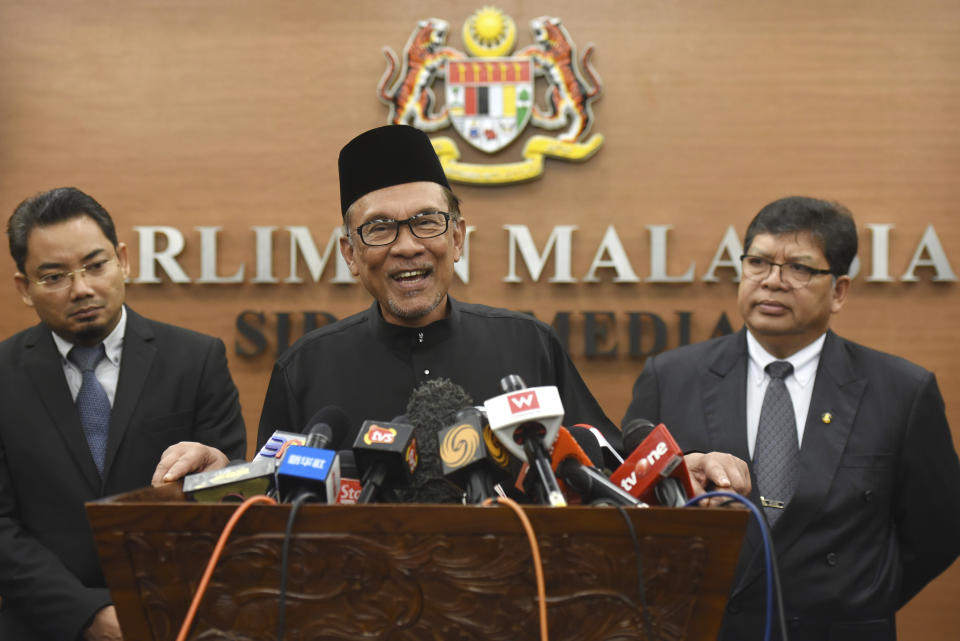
[302,405,352,450]
[401,378,474,503]
[622,418,657,453]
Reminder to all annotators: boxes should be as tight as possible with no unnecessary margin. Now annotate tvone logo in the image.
[507,391,540,413]
[363,425,398,445]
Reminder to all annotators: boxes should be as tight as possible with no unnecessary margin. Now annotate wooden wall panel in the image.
[0,1,957,637]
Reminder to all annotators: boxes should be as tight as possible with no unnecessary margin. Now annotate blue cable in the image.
[682,491,777,641]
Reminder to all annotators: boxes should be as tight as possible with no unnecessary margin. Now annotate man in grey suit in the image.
[623,196,960,640]
[0,187,245,640]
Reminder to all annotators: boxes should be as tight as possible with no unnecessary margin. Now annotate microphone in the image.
[551,426,643,507]
[484,375,567,507]
[574,424,624,472]
[182,457,277,502]
[352,419,419,503]
[402,378,475,503]
[335,450,362,505]
[608,419,695,507]
[276,406,351,503]
[255,430,306,462]
[438,406,518,503]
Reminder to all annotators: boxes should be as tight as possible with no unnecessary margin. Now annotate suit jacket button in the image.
[789,617,802,629]
[727,601,741,614]
[826,552,838,566]
[862,489,873,502]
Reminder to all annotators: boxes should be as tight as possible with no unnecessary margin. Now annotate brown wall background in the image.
[1,1,957,636]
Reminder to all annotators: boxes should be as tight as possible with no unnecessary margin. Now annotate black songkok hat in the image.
[338,125,451,216]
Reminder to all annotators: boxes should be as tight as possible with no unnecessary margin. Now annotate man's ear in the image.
[13,272,35,308]
[831,275,851,314]
[339,232,360,277]
[116,242,131,280]
[452,218,466,262]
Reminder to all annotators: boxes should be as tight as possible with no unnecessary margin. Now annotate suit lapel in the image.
[701,329,751,464]
[21,324,102,491]
[102,309,156,478]
[767,331,865,554]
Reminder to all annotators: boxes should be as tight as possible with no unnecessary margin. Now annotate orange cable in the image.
[484,496,549,641]
[174,495,277,641]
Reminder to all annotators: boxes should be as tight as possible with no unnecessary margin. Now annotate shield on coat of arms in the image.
[445,58,533,154]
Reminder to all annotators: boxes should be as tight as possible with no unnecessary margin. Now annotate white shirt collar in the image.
[745,329,825,389]
[53,305,127,366]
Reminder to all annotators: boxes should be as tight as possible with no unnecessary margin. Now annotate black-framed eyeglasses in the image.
[740,254,834,287]
[355,211,451,247]
[30,258,119,291]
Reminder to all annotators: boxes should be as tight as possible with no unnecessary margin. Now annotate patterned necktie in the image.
[754,360,798,525]
[69,344,111,475]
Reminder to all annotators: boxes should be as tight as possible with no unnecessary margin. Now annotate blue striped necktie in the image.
[68,344,111,475]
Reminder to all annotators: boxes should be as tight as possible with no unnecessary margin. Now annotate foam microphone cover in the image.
[622,418,657,454]
[302,405,352,450]
[400,378,474,503]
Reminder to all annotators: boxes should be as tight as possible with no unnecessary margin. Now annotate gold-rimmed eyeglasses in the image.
[30,258,118,291]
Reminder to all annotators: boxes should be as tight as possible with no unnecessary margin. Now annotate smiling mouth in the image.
[391,268,431,282]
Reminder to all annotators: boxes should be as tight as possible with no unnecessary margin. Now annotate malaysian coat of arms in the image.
[377,7,604,184]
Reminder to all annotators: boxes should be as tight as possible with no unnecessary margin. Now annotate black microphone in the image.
[623,418,657,453]
[353,418,418,503]
[551,426,642,507]
[438,406,519,503]
[400,378,474,503]
[276,406,351,503]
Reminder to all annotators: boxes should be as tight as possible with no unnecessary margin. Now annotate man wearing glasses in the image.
[623,196,960,640]
[0,187,245,641]
[257,124,626,456]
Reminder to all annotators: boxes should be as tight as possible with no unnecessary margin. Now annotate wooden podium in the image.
[86,484,748,641]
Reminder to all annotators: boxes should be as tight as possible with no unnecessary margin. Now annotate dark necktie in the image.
[69,344,111,475]
[754,360,798,525]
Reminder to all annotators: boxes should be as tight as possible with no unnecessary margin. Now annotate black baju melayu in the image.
[257,297,620,451]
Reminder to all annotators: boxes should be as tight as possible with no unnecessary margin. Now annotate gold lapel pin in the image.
[821,412,833,424]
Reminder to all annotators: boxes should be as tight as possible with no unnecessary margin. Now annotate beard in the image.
[386,290,447,322]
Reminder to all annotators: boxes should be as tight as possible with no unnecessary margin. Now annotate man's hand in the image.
[151,441,229,486]
[682,451,751,507]
[84,605,123,641]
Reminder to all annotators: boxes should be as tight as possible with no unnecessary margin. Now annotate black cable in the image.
[615,506,658,641]
[277,492,318,641]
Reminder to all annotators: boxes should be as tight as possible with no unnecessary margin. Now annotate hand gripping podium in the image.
[86,484,747,641]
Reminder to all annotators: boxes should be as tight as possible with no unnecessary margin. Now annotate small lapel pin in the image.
[821,412,833,424]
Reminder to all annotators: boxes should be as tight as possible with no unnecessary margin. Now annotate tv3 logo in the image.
[507,391,540,413]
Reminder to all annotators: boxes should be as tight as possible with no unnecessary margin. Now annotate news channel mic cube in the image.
[277,446,341,504]
[483,386,564,461]
[352,420,419,484]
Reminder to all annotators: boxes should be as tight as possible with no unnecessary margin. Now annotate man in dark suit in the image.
[0,187,246,640]
[623,196,960,640]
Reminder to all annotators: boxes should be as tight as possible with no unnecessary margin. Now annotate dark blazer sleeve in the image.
[894,371,960,605]
[623,354,664,428]
[190,337,246,460]
[0,437,112,640]
[547,329,623,452]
